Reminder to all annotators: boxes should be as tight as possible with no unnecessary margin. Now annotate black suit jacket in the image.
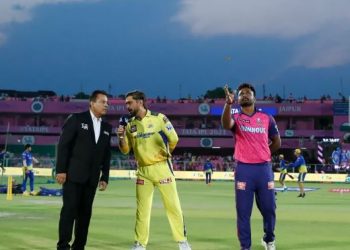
[56,111,112,187]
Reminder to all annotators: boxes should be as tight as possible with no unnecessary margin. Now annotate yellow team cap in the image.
[295,148,301,154]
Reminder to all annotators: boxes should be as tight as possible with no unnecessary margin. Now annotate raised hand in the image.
[224,84,234,105]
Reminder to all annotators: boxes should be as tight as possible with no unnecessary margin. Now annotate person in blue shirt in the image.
[22,144,39,195]
[203,158,214,185]
[278,154,288,191]
[331,147,341,171]
[287,149,307,198]
[0,146,7,173]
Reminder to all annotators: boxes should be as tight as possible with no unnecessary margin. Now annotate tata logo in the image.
[238,117,250,123]
[198,103,210,115]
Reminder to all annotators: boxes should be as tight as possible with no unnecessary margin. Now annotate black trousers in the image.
[205,172,212,184]
[57,181,97,250]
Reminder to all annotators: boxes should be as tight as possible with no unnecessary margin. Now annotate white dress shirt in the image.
[90,110,101,143]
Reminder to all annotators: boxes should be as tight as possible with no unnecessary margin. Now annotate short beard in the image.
[240,102,253,107]
[128,110,136,117]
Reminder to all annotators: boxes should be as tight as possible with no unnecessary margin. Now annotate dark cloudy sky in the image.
[0,0,349,99]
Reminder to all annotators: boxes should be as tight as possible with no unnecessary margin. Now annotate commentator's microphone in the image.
[118,115,129,139]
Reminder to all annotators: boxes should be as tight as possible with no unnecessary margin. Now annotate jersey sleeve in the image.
[159,113,179,152]
[56,114,78,173]
[268,115,279,139]
[288,157,303,168]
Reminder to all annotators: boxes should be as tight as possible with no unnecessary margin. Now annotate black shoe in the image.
[302,193,305,198]
[297,193,303,197]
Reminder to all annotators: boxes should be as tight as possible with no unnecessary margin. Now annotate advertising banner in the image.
[3,168,348,183]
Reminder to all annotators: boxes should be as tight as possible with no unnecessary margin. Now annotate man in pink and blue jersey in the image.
[221,83,281,250]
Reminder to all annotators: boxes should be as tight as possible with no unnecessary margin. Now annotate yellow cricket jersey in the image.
[120,110,179,167]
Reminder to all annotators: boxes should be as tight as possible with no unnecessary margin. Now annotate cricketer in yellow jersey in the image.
[117,90,191,250]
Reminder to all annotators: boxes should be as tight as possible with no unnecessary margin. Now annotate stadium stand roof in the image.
[0,89,56,98]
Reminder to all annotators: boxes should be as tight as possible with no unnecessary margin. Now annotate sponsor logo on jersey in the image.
[166,124,173,131]
[238,117,250,123]
[135,132,155,139]
[239,125,266,134]
[136,179,144,185]
[159,177,172,184]
[236,181,246,190]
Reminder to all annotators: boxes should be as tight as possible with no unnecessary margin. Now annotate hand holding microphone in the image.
[117,116,128,139]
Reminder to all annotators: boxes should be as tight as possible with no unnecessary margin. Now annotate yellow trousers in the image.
[134,160,187,246]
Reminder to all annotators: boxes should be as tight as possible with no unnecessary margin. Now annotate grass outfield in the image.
[0,178,350,250]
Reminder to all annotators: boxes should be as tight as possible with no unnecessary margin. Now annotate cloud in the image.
[0,0,99,39]
[173,0,350,68]
[0,33,7,46]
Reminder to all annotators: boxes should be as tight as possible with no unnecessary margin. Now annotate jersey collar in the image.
[238,107,257,117]
[135,109,151,121]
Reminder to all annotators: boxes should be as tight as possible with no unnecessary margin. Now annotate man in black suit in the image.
[56,90,112,250]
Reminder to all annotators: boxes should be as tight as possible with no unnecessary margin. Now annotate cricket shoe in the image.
[131,242,146,250]
[261,239,276,250]
[178,240,191,250]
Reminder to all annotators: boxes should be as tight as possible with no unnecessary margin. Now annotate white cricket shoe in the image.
[131,242,146,250]
[261,238,276,250]
[178,240,192,250]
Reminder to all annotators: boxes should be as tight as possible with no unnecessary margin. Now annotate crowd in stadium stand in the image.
[1,89,350,175]
[171,153,235,171]
[1,89,349,104]
[2,150,350,175]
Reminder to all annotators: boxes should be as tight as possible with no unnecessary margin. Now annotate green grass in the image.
[1,178,350,249]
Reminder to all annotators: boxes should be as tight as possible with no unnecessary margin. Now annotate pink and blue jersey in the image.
[232,109,279,164]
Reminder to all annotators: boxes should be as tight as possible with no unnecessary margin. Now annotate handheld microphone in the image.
[118,115,129,139]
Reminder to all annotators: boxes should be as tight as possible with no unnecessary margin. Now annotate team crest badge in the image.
[130,125,137,133]
[81,123,88,130]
